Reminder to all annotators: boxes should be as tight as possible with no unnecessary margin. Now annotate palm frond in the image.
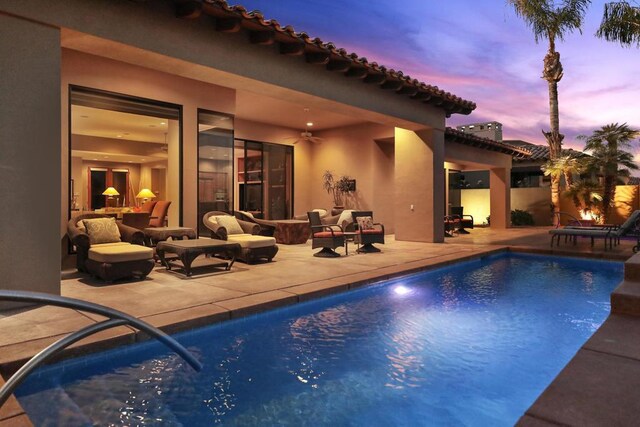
[597,1,640,47]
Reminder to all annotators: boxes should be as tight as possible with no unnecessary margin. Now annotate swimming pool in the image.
[16,253,622,426]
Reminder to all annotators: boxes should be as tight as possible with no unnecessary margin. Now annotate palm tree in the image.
[579,123,640,222]
[597,1,640,46]
[541,151,585,208]
[509,0,590,223]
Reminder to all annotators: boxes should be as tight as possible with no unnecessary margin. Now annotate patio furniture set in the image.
[68,208,385,281]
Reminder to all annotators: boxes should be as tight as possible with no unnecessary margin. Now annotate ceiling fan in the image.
[285,108,324,144]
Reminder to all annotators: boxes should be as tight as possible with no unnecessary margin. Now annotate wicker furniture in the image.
[144,226,197,246]
[450,206,473,234]
[203,211,278,264]
[308,211,345,257]
[156,239,241,277]
[352,211,385,253]
[234,210,276,236]
[67,214,154,282]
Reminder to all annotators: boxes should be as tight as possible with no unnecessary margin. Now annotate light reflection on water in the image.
[17,254,622,427]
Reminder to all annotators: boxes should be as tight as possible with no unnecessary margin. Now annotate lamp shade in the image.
[136,188,156,199]
[102,187,120,196]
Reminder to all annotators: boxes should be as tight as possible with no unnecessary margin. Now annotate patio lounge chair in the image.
[234,210,276,236]
[308,211,345,257]
[68,214,154,282]
[204,211,278,263]
[549,210,640,251]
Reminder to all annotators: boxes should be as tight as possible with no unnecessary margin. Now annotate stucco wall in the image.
[311,123,396,232]
[460,187,551,226]
[558,185,639,225]
[0,15,61,299]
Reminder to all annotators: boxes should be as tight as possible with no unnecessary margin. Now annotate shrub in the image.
[511,209,534,226]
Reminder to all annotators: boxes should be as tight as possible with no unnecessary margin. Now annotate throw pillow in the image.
[356,216,374,231]
[83,217,121,245]
[337,209,354,229]
[312,208,327,218]
[215,215,244,235]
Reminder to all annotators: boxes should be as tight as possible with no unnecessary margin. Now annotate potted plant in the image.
[322,170,342,209]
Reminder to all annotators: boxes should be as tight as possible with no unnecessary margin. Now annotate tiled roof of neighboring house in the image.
[628,177,640,185]
[445,128,532,157]
[176,0,476,117]
[503,140,585,162]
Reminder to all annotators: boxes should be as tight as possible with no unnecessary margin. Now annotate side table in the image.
[343,231,359,255]
[272,220,311,244]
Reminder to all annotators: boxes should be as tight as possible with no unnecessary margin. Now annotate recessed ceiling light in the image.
[103,156,108,158]
[307,122,314,127]
[224,154,228,157]
[160,122,166,125]
[92,158,98,161]
[209,157,214,159]
[128,161,133,163]
[117,135,122,138]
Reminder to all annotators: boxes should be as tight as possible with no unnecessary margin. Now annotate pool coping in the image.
[0,246,631,425]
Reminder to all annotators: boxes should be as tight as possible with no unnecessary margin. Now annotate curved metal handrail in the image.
[0,290,202,409]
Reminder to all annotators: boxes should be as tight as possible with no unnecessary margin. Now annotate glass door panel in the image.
[198,110,234,235]
[112,169,129,207]
[265,143,293,219]
[89,168,107,210]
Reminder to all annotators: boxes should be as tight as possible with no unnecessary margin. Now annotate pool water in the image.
[16,253,622,426]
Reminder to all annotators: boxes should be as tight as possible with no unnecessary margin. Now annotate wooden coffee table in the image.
[156,239,241,277]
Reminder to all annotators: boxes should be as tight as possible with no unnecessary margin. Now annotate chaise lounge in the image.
[549,210,640,251]
[204,211,278,263]
[68,214,154,282]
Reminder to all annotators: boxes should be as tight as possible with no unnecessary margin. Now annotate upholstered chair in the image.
[351,211,385,253]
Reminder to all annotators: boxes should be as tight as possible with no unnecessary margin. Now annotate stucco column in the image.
[0,15,61,301]
[490,167,511,228]
[394,127,445,242]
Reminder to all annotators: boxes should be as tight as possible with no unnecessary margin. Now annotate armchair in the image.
[352,211,385,253]
[450,206,473,234]
[203,211,278,263]
[234,210,276,236]
[149,200,171,227]
[308,211,345,257]
[67,214,153,282]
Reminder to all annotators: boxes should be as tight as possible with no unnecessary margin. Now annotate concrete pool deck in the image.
[1,226,639,425]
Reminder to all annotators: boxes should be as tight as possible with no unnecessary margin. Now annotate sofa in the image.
[203,211,278,264]
[68,214,154,282]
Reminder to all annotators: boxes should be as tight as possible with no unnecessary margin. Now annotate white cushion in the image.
[312,208,328,218]
[88,243,153,263]
[227,234,276,249]
[215,215,244,235]
[337,210,354,228]
[83,217,121,245]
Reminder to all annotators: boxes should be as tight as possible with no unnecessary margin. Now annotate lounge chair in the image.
[308,211,345,257]
[234,210,276,236]
[549,210,640,250]
[204,211,278,263]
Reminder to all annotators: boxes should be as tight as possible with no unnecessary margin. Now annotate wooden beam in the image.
[215,18,242,33]
[363,73,386,84]
[345,67,368,78]
[381,80,404,90]
[305,52,330,65]
[397,85,419,96]
[326,59,352,72]
[279,42,306,56]
[249,31,275,45]
[175,1,202,19]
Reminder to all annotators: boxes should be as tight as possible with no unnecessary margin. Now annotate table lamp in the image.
[102,186,120,208]
[136,188,156,203]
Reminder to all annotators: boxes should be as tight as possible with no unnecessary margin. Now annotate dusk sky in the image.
[238,0,638,151]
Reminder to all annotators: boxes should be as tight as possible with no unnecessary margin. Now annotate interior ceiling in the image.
[72,105,170,143]
[235,90,363,132]
[72,150,167,164]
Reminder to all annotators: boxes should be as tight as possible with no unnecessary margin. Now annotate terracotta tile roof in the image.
[503,140,586,162]
[176,0,476,117]
[628,177,640,185]
[445,128,532,157]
